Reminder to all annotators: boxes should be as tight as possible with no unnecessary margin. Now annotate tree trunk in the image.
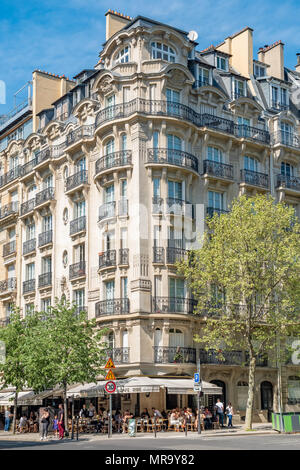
[63,384,68,435]
[245,356,256,430]
[12,392,18,434]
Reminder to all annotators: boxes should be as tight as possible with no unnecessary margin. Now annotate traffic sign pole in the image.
[104,358,116,438]
[197,358,201,435]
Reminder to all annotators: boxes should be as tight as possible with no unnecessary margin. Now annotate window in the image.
[42,214,52,232]
[26,263,35,281]
[115,46,130,64]
[208,191,224,210]
[281,122,293,145]
[288,376,300,404]
[43,174,53,189]
[74,289,85,310]
[75,200,86,218]
[166,88,180,116]
[169,328,184,347]
[197,67,210,86]
[216,55,228,71]
[108,331,115,349]
[121,277,128,298]
[281,162,294,178]
[169,278,185,312]
[233,79,245,98]
[151,42,176,62]
[237,117,251,138]
[207,147,223,163]
[42,256,52,274]
[121,134,127,151]
[41,298,51,313]
[76,157,86,173]
[253,64,266,78]
[168,180,183,200]
[244,155,259,172]
[25,304,34,316]
[105,184,115,203]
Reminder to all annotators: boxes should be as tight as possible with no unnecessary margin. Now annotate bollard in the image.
[185,416,187,437]
[154,415,157,438]
[76,416,79,441]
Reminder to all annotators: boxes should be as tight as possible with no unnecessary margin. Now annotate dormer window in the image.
[196,66,210,87]
[216,55,228,71]
[233,79,246,99]
[115,46,130,64]
[253,64,266,78]
[271,85,289,110]
[151,42,176,63]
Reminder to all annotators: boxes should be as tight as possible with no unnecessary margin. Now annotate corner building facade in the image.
[1,11,300,419]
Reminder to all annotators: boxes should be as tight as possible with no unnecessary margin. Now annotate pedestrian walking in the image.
[53,415,59,438]
[215,398,225,427]
[4,407,12,432]
[40,408,50,440]
[58,404,65,440]
[226,402,233,428]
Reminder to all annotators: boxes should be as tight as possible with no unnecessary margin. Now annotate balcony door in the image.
[75,200,86,219]
[105,281,115,314]
[42,214,52,232]
[168,180,183,201]
[166,88,180,116]
[169,328,184,347]
[207,146,223,163]
[169,278,185,312]
[244,155,259,172]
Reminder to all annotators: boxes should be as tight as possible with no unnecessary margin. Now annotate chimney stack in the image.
[296,53,300,72]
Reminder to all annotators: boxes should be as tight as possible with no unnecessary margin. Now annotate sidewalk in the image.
[0,423,277,442]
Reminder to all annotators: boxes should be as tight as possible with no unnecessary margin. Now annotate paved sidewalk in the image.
[0,423,277,442]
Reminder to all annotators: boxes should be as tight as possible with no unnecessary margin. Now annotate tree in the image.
[0,308,40,433]
[179,195,300,429]
[26,298,107,432]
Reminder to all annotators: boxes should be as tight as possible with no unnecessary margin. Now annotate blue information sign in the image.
[194,373,200,384]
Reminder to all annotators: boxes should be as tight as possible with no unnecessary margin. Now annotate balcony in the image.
[0,202,19,221]
[152,297,197,314]
[119,248,129,266]
[203,160,234,181]
[199,349,268,367]
[192,78,210,89]
[34,147,52,167]
[66,125,94,149]
[206,207,229,218]
[98,201,116,221]
[166,247,188,264]
[95,298,130,317]
[152,196,163,214]
[240,169,269,189]
[38,230,53,248]
[234,124,270,145]
[99,250,116,269]
[146,149,198,173]
[3,241,16,257]
[0,166,21,188]
[69,261,86,280]
[65,170,88,194]
[271,131,300,150]
[154,346,196,364]
[20,198,35,217]
[20,159,36,178]
[271,101,289,112]
[35,187,55,208]
[23,279,35,295]
[166,198,194,218]
[23,239,36,256]
[276,174,300,194]
[70,216,86,236]
[38,272,52,288]
[95,151,132,176]
[106,347,129,364]
[153,247,165,264]
[0,278,17,294]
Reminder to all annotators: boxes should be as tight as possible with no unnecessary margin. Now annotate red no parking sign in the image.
[105,381,116,393]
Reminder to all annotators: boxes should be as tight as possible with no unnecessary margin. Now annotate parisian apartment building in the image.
[0,10,299,419]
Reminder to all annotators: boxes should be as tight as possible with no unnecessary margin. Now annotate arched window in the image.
[115,46,130,64]
[288,376,300,405]
[151,42,176,62]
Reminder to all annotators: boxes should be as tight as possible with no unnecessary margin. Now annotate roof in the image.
[225,26,253,40]
[258,40,284,53]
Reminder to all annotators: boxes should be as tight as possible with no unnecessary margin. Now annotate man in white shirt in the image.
[152,408,162,418]
[215,399,225,427]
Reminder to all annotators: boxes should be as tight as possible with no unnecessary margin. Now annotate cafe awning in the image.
[0,388,63,406]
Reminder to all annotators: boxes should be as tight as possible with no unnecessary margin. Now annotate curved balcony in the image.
[38,230,53,248]
[152,297,197,315]
[38,272,52,288]
[166,198,194,218]
[166,247,189,264]
[69,261,86,280]
[106,347,130,364]
[34,147,52,168]
[23,239,36,256]
[95,151,132,177]
[240,169,269,190]
[65,170,88,194]
[66,125,94,149]
[154,346,196,364]
[199,349,268,367]
[3,240,16,258]
[35,187,55,208]
[70,216,86,236]
[98,201,116,222]
[276,174,300,194]
[98,250,116,270]
[23,279,35,295]
[95,298,130,317]
[146,148,198,173]
[203,160,234,181]
[271,131,300,150]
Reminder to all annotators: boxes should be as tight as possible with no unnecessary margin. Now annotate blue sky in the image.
[0,0,299,113]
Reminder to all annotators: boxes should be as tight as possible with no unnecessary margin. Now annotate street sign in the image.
[194,384,202,392]
[105,358,116,369]
[105,369,116,381]
[105,381,116,393]
[194,373,200,384]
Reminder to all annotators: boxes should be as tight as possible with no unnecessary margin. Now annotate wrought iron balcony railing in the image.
[147,148,198,172]
[98,201,116,221]
[152,196,163,214]
[35,187,55,206]
[152,297,197,314]
[20,198,35,216]
[95,151,132,175]
[38,272,52,288]
[65,170,88,192]
[240,169,269,189]
[106,347,130,364]
[192,78,210,88]
[119,248,129,266]
[38,230,53,247]
[0,277,17,293]
[66,125,94,147]
[206,207,229,218]
[35,147,52,166]
[234,124,270,144]
[95,298,130,317]
[276,174,300,192]
[23,239,36,255]
[20,159,36,177]
[23,279,35,294]
[0,166,21,187]
[166,198,194,217]
[0,202,19,219]
[99,250,116,269]
[69,261,86,280]
[199,349,244,365]
[3,240,16,257]
[271,101,289,112]
[166,247,188,264]
[70,216,86,235]
[153,247,165,264]
[203,160,234,180]
[271,131,300,149]
[153,346,196,364]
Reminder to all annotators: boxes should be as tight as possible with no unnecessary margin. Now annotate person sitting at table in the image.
[204,408,213,430]
[141,408,150,419]
[18,415,28,433]
[169,409,178,429]
[122,410,132,433]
